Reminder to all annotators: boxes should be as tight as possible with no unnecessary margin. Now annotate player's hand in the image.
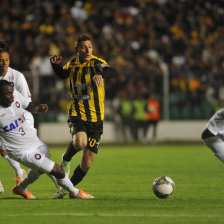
[93,74,103,87]
[49,55,62,64]
[36,104,48,113]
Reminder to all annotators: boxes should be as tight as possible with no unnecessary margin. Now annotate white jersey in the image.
[2,67,34,129]
[2,67,32,100]
[0,91,40,155]
[206,108,224,136]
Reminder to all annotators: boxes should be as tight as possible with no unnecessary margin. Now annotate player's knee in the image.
[0,150,7,157]
[50,164,65,179]
[74,138,87,150]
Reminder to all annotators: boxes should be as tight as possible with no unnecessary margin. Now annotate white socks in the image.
[3,155,24,177]
[17,169,42,192]
[17,170,78,195]
[48,174,60,189]
[56,176,79,196]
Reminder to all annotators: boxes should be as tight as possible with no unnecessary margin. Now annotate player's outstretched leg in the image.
[51,164,94,199]
[61,141,79,177]
[12,169,40,199]
[12,186,36,199]
[53,142,78,198]
[53,164,87,199]
[53,156,72,198]
[15,168,26,184]
[47,174,60,189]
[1,152,27,184]
[54,148,96,199]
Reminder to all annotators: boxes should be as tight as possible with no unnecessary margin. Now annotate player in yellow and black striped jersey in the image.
[65,54,108,122]
[50,34,117,198]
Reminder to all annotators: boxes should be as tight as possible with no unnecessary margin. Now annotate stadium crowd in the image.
[0,0,223,123]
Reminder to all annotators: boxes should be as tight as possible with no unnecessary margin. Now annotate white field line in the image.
[1,213,224,218]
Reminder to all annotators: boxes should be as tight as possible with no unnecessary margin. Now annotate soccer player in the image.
[201,108,224,163]
[0,40,60,189]
[0,80,94,199]
[0,40,29,184]
[50,34,117,198]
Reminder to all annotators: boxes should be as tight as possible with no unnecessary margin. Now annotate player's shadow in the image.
[0,196,19,200]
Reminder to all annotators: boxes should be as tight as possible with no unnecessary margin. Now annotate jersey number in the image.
[88,137,96,147]
[19,127,26,136]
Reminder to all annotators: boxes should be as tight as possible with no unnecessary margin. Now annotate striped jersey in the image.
[63,55,108,122]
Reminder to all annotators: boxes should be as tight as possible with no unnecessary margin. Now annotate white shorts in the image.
[7,143,55,174]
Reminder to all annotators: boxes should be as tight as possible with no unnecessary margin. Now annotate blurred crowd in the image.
[0,0,224,122]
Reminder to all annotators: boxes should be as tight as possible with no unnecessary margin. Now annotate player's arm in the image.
[49,55,70,79]
[26,103,48,113]
[14,90,48,113]
[93,60,118,87]
[16,72,32,99]
[95,61,118,79]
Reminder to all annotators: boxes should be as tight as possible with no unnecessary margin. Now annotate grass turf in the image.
[1,144,224,224]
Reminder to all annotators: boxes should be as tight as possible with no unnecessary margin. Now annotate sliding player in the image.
[0,80,94,199]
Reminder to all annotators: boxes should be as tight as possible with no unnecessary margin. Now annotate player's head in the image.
[0,80,14,107]
[75,34,93,62]
[0,40,10,77]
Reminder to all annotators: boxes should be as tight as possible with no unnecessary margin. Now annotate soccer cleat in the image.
[61,160,70,177]
[12,186,36,199]
[53,188,67,199]
[0,184,4,194]
[70,190,95,199]
[15,169,27,184]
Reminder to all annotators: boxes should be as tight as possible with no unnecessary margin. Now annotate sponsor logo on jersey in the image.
[72,82,92,90]
[73,94,90,100]
[3,115,25,133]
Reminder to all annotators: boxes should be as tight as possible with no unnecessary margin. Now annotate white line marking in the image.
[0,213,223,218]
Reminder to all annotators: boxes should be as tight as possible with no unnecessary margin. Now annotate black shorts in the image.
[68,116,103,153]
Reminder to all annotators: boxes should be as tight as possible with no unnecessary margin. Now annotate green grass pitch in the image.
[1,144,224,224]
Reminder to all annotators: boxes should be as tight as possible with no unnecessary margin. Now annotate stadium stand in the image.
[0,0,223,122]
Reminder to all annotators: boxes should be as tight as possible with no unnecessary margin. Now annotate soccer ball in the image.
[152,176,175,199]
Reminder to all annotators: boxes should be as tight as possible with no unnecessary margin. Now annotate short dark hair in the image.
[0,40,9,53]
[76,34,92,46]
[0,80,13,96]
